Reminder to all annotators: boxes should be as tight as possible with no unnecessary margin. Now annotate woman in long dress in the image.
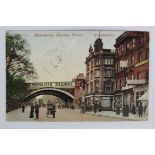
[29,104,34,118]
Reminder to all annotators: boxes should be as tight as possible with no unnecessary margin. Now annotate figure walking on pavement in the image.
[52,103,56,118]
[138,102,144,117]
[34,103,39,119]
[29,103,34,118]
[131,104,136,115]
[21,102,26,113]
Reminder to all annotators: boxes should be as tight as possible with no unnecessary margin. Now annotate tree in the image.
[6,32,37,79]
[6,73,28,100]
[6,32,37,100]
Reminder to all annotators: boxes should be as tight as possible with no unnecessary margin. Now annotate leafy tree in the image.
[6,32,37,79]
[6,32,37,100]
[6,73,28,100]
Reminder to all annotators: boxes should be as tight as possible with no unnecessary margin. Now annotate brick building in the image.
[114,31,149,109]
[85,37,115,109]
[74,73,86,104]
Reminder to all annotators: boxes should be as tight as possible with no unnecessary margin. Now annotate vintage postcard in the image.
[6,30,149,122]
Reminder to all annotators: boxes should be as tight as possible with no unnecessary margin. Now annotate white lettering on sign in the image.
[30,81,75,89]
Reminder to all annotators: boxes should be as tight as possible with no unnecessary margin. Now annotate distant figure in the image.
[52,103,56,118]
[138,102,144,117]
[81,102,85,113]
[47,100,51,114]
[126,105,129,117]
[116,103,120,115]
[131,104,136,115]
[34,103,39,119]
[123,105,129,117]
[93,102,97,113]
[21,103,26,113]
[29,104,34,118]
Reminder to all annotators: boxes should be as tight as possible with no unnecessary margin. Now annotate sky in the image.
[9,30,124,82]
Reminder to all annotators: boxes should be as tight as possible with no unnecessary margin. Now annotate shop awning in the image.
[127,79,145,85]
[138,91,148,101]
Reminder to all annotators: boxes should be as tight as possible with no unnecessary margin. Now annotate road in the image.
[6,107,125,122]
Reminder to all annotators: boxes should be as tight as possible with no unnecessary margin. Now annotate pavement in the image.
[85,110,148,121]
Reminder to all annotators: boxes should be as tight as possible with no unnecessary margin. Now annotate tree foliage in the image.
[6,73,28,100]
[6,32,37,100]
[6,32,37,79]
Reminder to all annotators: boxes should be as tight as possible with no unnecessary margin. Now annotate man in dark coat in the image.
[126,105,129,117]
[131,104,136,115]
[138,102,143,117]
[29,104,34,118]
[116,101,120,115]
[21,103,26,113]
[52,104,56,118]
[34,103,39,119]
[116,104,120,115]
[123,105,125,117]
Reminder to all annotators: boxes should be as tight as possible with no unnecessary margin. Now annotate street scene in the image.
[6,30,149,122]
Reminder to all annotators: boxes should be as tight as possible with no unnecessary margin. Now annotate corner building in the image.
[85,37,115,109]
[114,31,149,109]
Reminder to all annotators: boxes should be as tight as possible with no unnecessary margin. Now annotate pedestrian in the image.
[123,105,125,117]
[93,102,97,113]
[47,100,51,114]
[126,105,129,117]
[138,102,143,117]
[131,104,136,115]
[116,102,120,115]
[21,102,26,113]
[34,103,39,119]
[81,102,85,113]
[52,103,56,118]
[29,103,34,118]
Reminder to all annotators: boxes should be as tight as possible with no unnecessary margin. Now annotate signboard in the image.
[29,81,75,89]
[120,60,128,68]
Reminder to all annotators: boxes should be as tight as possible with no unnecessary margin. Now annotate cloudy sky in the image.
[9,30,124,82]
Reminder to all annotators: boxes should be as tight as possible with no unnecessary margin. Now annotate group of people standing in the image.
[80,102,98,114]
[21,102,40,120]
[115,102,144,117]
[29,103,40,119]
